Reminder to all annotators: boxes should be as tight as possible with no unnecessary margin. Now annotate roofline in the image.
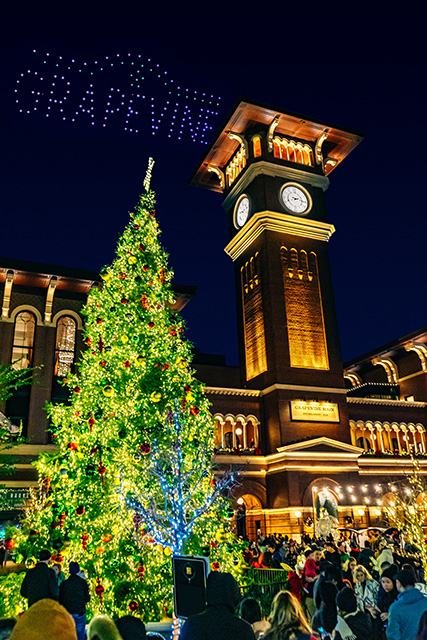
[188,96,365,186]
[344,323,427,369]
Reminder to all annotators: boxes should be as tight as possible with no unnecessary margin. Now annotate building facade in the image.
[1,98,427,539]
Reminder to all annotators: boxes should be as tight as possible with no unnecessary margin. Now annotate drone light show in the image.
[14,50,222,143]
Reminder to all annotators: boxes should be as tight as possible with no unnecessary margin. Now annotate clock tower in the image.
[189,98,363,451]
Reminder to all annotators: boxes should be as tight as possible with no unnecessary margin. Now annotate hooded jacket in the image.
[386,587,427,640]
[9,599,77,640]
[20,562,59,608]
[180,572,256,640]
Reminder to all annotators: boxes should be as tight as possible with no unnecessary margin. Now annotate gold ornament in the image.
[121,335,129,343]
[103,385,115,397]
[151,391,162,403]
[128,256,137,264]
[135,355,145,366]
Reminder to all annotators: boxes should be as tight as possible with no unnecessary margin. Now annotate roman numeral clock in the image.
[189,99,363,450]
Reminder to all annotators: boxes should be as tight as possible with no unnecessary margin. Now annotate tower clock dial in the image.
[281,183,312,215]
[234,195,250,229]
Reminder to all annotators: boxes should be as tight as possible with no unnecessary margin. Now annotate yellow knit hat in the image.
[10,599,77,640]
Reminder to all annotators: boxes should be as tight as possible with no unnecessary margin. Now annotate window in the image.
[54,316,76,376]
[252,135,262,158]
[11,311,36,369]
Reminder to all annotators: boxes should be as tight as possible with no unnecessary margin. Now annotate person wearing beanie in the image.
[87,615,122,640]
[365,565,398,640]
[402,563,427,596]
[20,550,59,608]
[180,572,256,639]
[386,569,427,640]
[334,587,373,640]
[9,598,77,640]
[59,561,90,640]
[115,616,146,640]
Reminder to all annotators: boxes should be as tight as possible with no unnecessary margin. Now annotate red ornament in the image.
[88,414,95,432]
[4,538,15,550]
[76,506,85,515]
[140,443,151,454]
[148,321,155,328]
[149,210,155,217]
[98,464,106,477]
[128,600,139,612]
[170,328,176,336]
[97,339,105,352]
[68,442,78,451]
[160,268,166,283]
[81,534,89,550]
[119,272,127,279]
[138,243,145,251]
[74,386,81,394]
[141,295,149,308]
[142,264,149,271]
[190,407,200,416]
[179,328,184,333]
[134,224,140,230]
[137,565,145,581]
[212,562,220,571]
[73,411,80,417]
[60,512,66,529]
[121,298,128,304]
[124,360,131,368]
[95,577,105,604]
[99,360,106,367]
[162,363,170,371]
[85,337,92,345]
[96,317,103,324]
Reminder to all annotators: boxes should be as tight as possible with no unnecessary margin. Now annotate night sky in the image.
[1,7,426,367]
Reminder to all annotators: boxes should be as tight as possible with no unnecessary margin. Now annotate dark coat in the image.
[334,611,373,640]
[180,572,255,640]
[20,562,59,607]
[59,574,90,615]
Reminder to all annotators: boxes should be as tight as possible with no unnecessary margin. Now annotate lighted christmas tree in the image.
[3,161,244,620]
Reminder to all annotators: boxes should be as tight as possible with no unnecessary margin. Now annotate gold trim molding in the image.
[225,210,335,262]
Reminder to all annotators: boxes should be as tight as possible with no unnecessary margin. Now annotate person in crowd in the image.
[0,618,16,640]
[180,572,255,639]
[323,543,341,568]
[334,587,372,640]
[87,615,122,640]
[271,544,284,569]
[413,559,425,585]
[357,541,375,572]
[337,542,349,569]
[0,542,6,568]
[402,563,427,595]
[262,590,315,640]
[311,580,338,638]
[9,598,77,640]
[20,550,59,607]
[366,564,398,640]
[353,564,379,612]
[374,539,394,575]
[386,568,427,640]
[237,597,270,639]
[301,549,319,620]
[313,561,333,609]
[415,611,427,640]
[52,563,66,586]
[342,557,357,587]
[59,561,90,640]
[115,616,146,640]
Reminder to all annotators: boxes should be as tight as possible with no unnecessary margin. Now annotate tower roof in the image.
[189,97,364,192]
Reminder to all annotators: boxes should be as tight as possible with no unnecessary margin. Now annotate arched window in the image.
[11,311,36,369]
[252,135,262,158]
[54,316,76,376]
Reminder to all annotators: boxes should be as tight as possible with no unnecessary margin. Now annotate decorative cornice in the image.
[205,386,261,397]
[222,161,330,210]
[347,397,427,408]
[261,383,347,396]
[205,383,347,397]
[224,210,335,261]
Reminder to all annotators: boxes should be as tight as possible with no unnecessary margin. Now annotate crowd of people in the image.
[2,532,427,639]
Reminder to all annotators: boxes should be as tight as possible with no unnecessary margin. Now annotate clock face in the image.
[234,196,250,228]
[281,184,311,214]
